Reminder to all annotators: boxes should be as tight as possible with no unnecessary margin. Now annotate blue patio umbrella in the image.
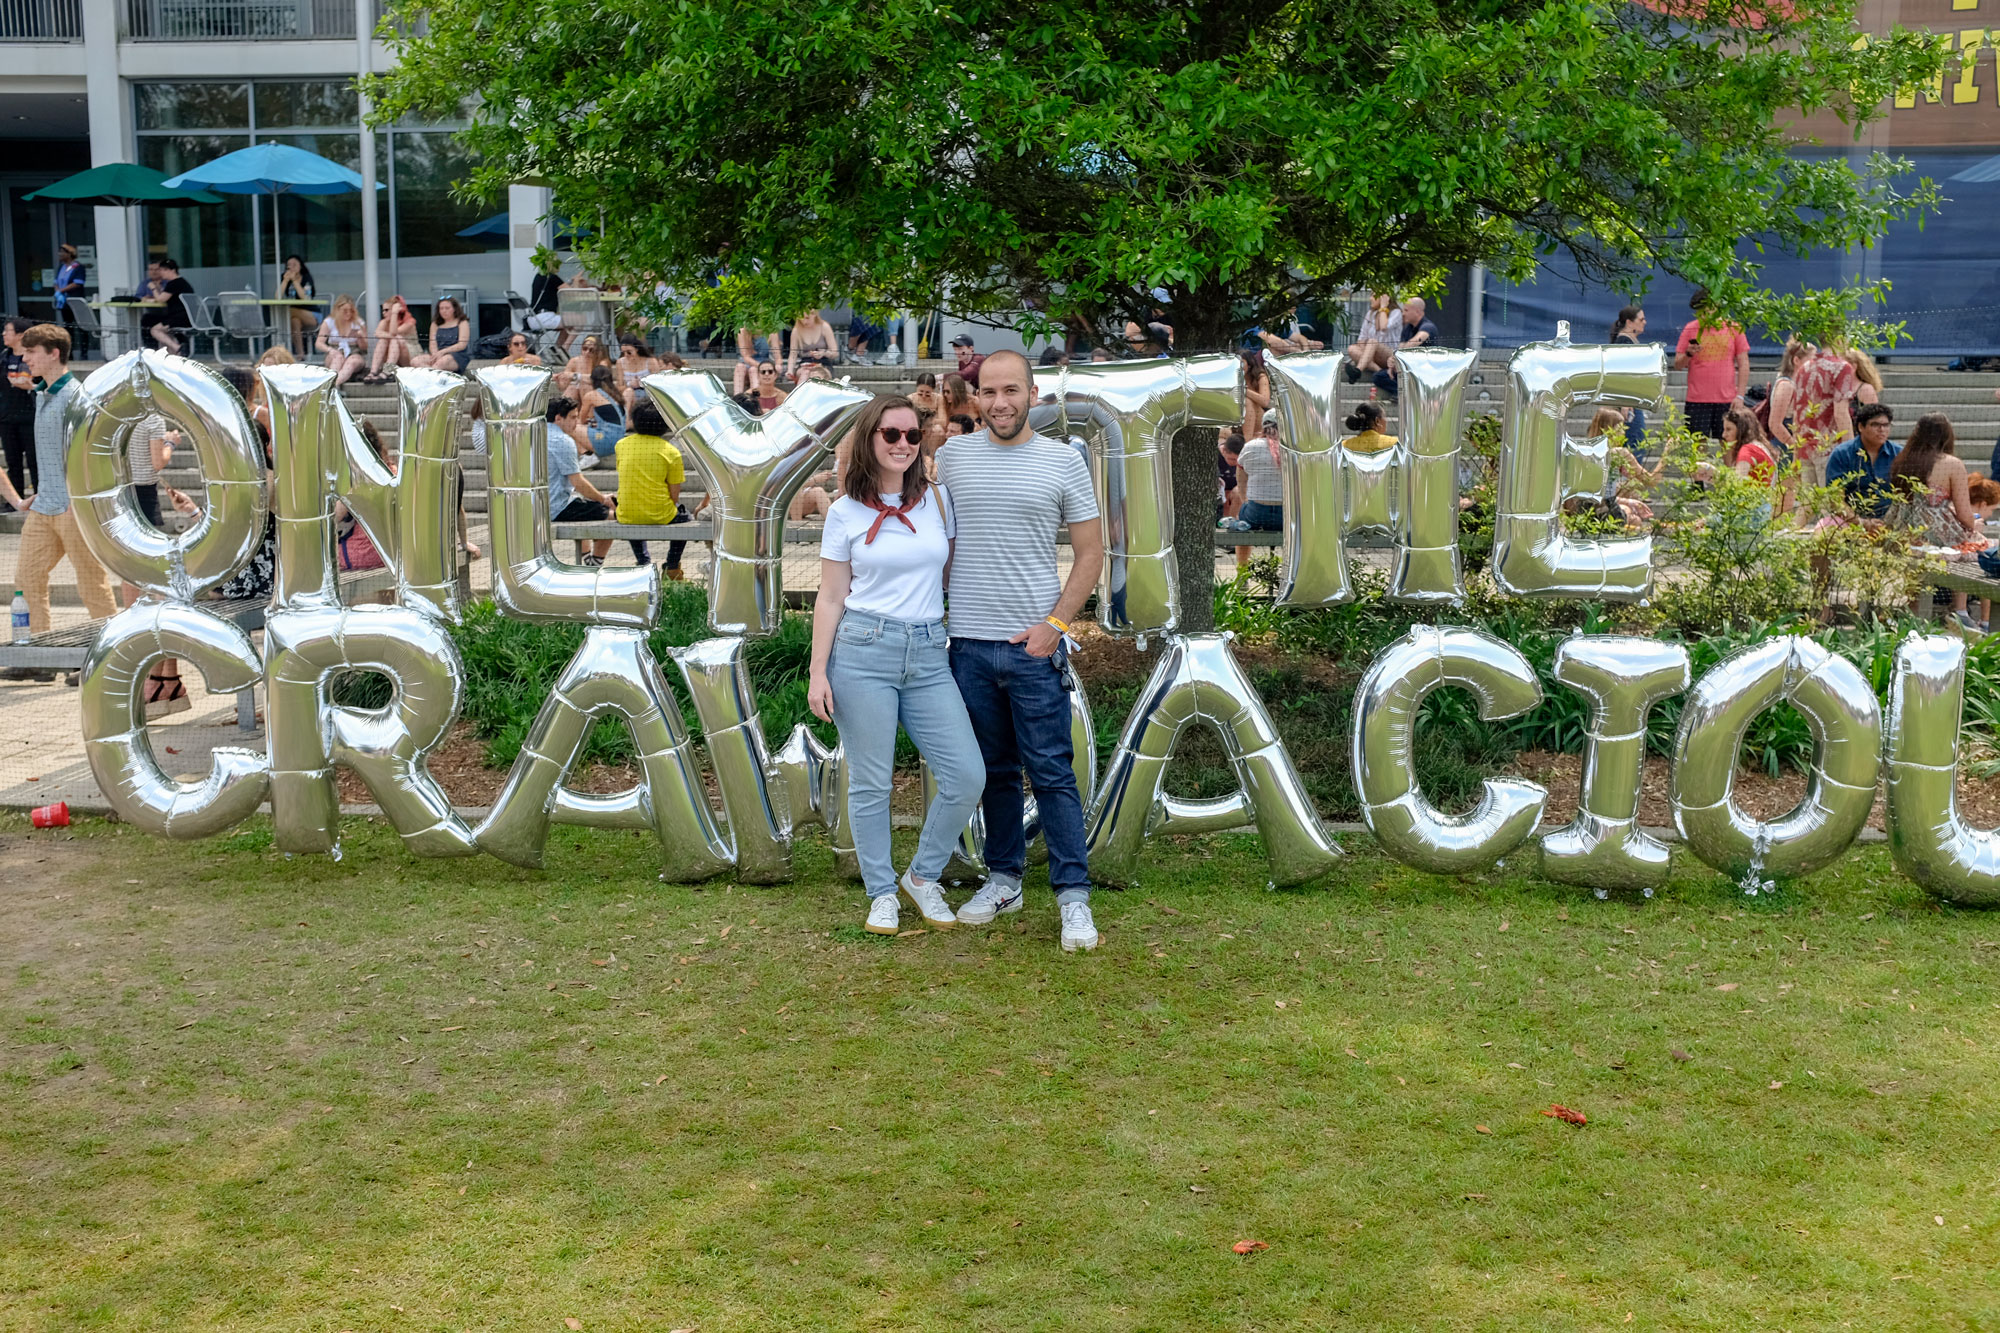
[457,212,582,247]
[162,142,384,296]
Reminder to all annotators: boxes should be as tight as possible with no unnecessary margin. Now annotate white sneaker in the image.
[1060,900,1101,952]
[899,869,955,929]
[865,896,899,935]
[956,874,1025,925]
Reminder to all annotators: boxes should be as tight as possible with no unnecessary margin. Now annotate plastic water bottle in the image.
[9,590,28,643]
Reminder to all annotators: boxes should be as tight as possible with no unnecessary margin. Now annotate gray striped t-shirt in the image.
[938,429,1100,641]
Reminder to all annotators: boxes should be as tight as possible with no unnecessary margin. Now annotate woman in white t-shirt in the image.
[316,295,368,387]
[808,395,985,937]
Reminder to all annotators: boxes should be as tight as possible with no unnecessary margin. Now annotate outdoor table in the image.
[89,301,152,354]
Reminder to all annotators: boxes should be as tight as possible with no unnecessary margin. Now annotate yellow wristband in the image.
[1044,615,1069,634]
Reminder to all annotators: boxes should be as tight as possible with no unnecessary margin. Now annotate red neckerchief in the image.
[860,491,918,544]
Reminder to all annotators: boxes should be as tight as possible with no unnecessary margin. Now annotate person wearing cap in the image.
[950,334,985,387]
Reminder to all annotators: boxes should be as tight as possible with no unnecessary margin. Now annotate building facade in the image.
[0,0,548,342]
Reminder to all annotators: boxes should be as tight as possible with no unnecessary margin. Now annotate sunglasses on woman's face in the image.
[875,426,923,445]
[759,367,776,376]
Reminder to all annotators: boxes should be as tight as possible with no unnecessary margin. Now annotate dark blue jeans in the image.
[949,637,1090,902]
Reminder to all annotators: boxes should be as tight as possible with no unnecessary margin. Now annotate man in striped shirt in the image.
[938,349,1107,951]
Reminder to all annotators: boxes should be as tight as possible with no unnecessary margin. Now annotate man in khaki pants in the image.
[16,323,116,636]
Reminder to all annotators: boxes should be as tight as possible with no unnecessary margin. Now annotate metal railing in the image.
[0,0,83,39]
[124,0,356,39]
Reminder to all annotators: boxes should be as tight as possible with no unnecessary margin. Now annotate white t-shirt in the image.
[820,487,954,623]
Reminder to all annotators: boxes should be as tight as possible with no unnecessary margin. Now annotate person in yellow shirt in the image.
[616,397,691,578]
[1343,402,1397,454]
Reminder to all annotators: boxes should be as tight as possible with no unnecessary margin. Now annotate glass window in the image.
[263,133,365,266]
[137,134,255,270]
[134,83,249,132]
[391,131,493,262]
[254,80,359,130]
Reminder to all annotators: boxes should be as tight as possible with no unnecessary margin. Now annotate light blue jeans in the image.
[827,611,985,899]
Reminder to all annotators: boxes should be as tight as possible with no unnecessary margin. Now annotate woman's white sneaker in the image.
[865,896,900,935]
[1060,901,1101,952]
[898,870,956,929]
[955,874,1025,924]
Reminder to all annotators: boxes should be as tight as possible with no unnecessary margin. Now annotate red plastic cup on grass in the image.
[30,801,70,829]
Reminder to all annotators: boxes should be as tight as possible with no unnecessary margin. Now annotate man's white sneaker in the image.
[899,869,956,929]
[865,896,899,936]
[955,874,1024,925]
[1060,900,1101,952]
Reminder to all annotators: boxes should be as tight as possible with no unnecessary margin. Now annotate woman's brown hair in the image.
[842,394,929,510]
[1891,412,1957,496]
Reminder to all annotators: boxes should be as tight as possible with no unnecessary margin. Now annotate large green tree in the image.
[376,0,1943,627]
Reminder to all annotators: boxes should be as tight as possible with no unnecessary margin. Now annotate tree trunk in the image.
[1170,420,1219,634]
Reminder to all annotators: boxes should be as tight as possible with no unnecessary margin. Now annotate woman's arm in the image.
[315,323,334,355]
[1768,381,1795,447]
[807,558,852,722]
[1951,461,1978,532]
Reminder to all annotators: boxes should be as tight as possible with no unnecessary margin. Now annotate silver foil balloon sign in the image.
[1885,635,2000,903]
[1493,336,1663,599]
[1029,355,1243,635]
[1352,625,1549,875]
[1539,635,1691,893]
[1670,636,1880,882]
[1088,633,1341,888]
[642,370,872,637]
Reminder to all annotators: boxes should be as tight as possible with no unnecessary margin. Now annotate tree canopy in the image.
[376,0,1945,348]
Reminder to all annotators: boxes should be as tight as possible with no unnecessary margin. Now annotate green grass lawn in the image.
[4,815,2000,1330]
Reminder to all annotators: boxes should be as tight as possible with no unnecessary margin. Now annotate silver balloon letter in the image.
[674,636,794,882]
[1885,635,2000,903]
[1493,337,1662,599]
[644,371,871,637]
[477,627,732,880]
[264,364,465,619]
[1539,635,1690,893]
[1670,637,1880,881]
[68,351,268,598]
[1353,625,1548,874]
[1262,349,1475,607]
[774,724,857,879]
[1030,355,1242,634]
[1088,633,1341,888]
[81,602,269,839]
[480,364,658,626]
[264,606,476,857]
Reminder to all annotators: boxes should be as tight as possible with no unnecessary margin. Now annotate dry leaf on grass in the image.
[1232,1239,1269,1254]
[566,1320,583,1330]
[1475,1125,1492,1134]
[1716,982,1739,992]
[1542,1104,1588,1125]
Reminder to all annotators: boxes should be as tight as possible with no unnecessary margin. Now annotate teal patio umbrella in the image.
[162,142,383,296]
[25,162,224,208]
